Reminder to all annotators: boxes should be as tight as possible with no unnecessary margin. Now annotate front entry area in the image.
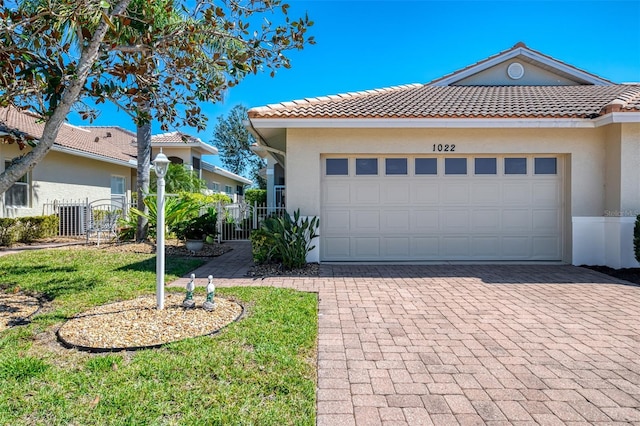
[321,154,564,262]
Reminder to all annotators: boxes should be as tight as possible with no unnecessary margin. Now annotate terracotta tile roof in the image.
[248,84,640,119]
[0,106,137,163]
[151,131,203,144]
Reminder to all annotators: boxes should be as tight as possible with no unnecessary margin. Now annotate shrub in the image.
[245,189,267,206]
[0,218,19,246]
[635,214,640,263]
[18,215,58,242]
[250,228,279,264]
[261,209,319,270]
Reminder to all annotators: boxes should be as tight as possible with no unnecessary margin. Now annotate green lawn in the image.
[0,249,318,425]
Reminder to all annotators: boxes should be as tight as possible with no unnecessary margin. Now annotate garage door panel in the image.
[442,210,470,232]
[471,237,500,257]
[383,237,410,257]
[324,209,350,233]
[353,237,380,257]
[503,182,531,204]
[471,182,501,204]
[502,237,532,257]
[532,209,560,232]
[412,182,439,204]
[413,210,439,231]
[324,183,351,205]
[352,210,380,232]
[442,236,470,256]
[502,209,531,230]
[532,182,561,205]
[413,237,439,256]
[382,210,410,232]
[532,236,561,259]
[324,237,351,259]
[472,209,500,231]
[383,182,410,204]
[442,183,470,204]
[353,182,380,203]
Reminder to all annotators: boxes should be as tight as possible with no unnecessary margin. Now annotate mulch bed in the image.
[581,265,640,286]
[0,292,40,332]
[56,293,243,352]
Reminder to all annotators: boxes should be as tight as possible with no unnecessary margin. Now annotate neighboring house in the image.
[0,108,251,220]
[247,43,640,268]
[201,163,252,203]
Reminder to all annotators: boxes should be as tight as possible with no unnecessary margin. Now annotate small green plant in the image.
[250,228,278,264]
[634,214,640,263]
[261,209,319,270]
[172,207,218,241]
[17,215,58,243]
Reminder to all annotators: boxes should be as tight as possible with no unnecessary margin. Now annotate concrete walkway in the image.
[171,242,640,425]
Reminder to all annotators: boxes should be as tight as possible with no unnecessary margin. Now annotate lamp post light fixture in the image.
[152,150,170,309]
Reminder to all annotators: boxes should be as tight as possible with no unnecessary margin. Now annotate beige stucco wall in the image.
[287,126,608,215]
[1,147,132,218]
[202,170,241,195]
[152,147,196,166]
[620,123,640,214]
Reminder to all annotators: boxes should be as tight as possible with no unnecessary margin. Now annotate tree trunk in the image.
[0,0,133,194]
[135,119,151,242]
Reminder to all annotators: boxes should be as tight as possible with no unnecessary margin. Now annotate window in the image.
[415,158,437,175]
[4,160,29,207]
[224,185,233,194]
[236,185,244,195]
[111,176,125,196]
[385,158,407,175]
[475,158,497,175]
[326,158,348,175]
[445,158,467,175]
[192,157,201,170]
[535,158,557,175]
[505,158,527,175]
[356,158,378,175]
[211,182,220,192]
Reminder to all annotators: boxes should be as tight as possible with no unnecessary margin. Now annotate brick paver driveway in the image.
[190,251,640,425]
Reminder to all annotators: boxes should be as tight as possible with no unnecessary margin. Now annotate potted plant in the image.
[172,207,218,251]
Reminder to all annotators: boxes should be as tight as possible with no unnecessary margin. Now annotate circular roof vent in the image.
[507,62,525,80]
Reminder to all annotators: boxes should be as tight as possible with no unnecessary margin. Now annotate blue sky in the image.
[70,0,640,166]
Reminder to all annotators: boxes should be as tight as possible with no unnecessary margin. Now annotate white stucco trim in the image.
[250,117,597,129]
[150,141,218,155]
[201,162,252,185]
[51,145,136,168]
[572,216,640,269]
[592,112,640,126]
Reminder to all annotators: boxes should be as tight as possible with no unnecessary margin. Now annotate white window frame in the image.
[210,182,220,192]
[4,160,30,208]
[224,185,233,194]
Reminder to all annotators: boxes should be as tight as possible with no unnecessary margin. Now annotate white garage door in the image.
[321,155,563,261]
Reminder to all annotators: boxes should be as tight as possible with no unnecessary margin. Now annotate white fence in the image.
[42,197,128,238]
[42,198,285,241]
[218,202,287,241]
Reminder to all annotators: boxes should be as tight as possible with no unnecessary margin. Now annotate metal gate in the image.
[218,202,286,241]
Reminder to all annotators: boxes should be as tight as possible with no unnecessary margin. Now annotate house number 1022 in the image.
[432,144,455,152]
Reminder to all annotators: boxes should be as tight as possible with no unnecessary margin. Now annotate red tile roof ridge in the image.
[80,125,136,136]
